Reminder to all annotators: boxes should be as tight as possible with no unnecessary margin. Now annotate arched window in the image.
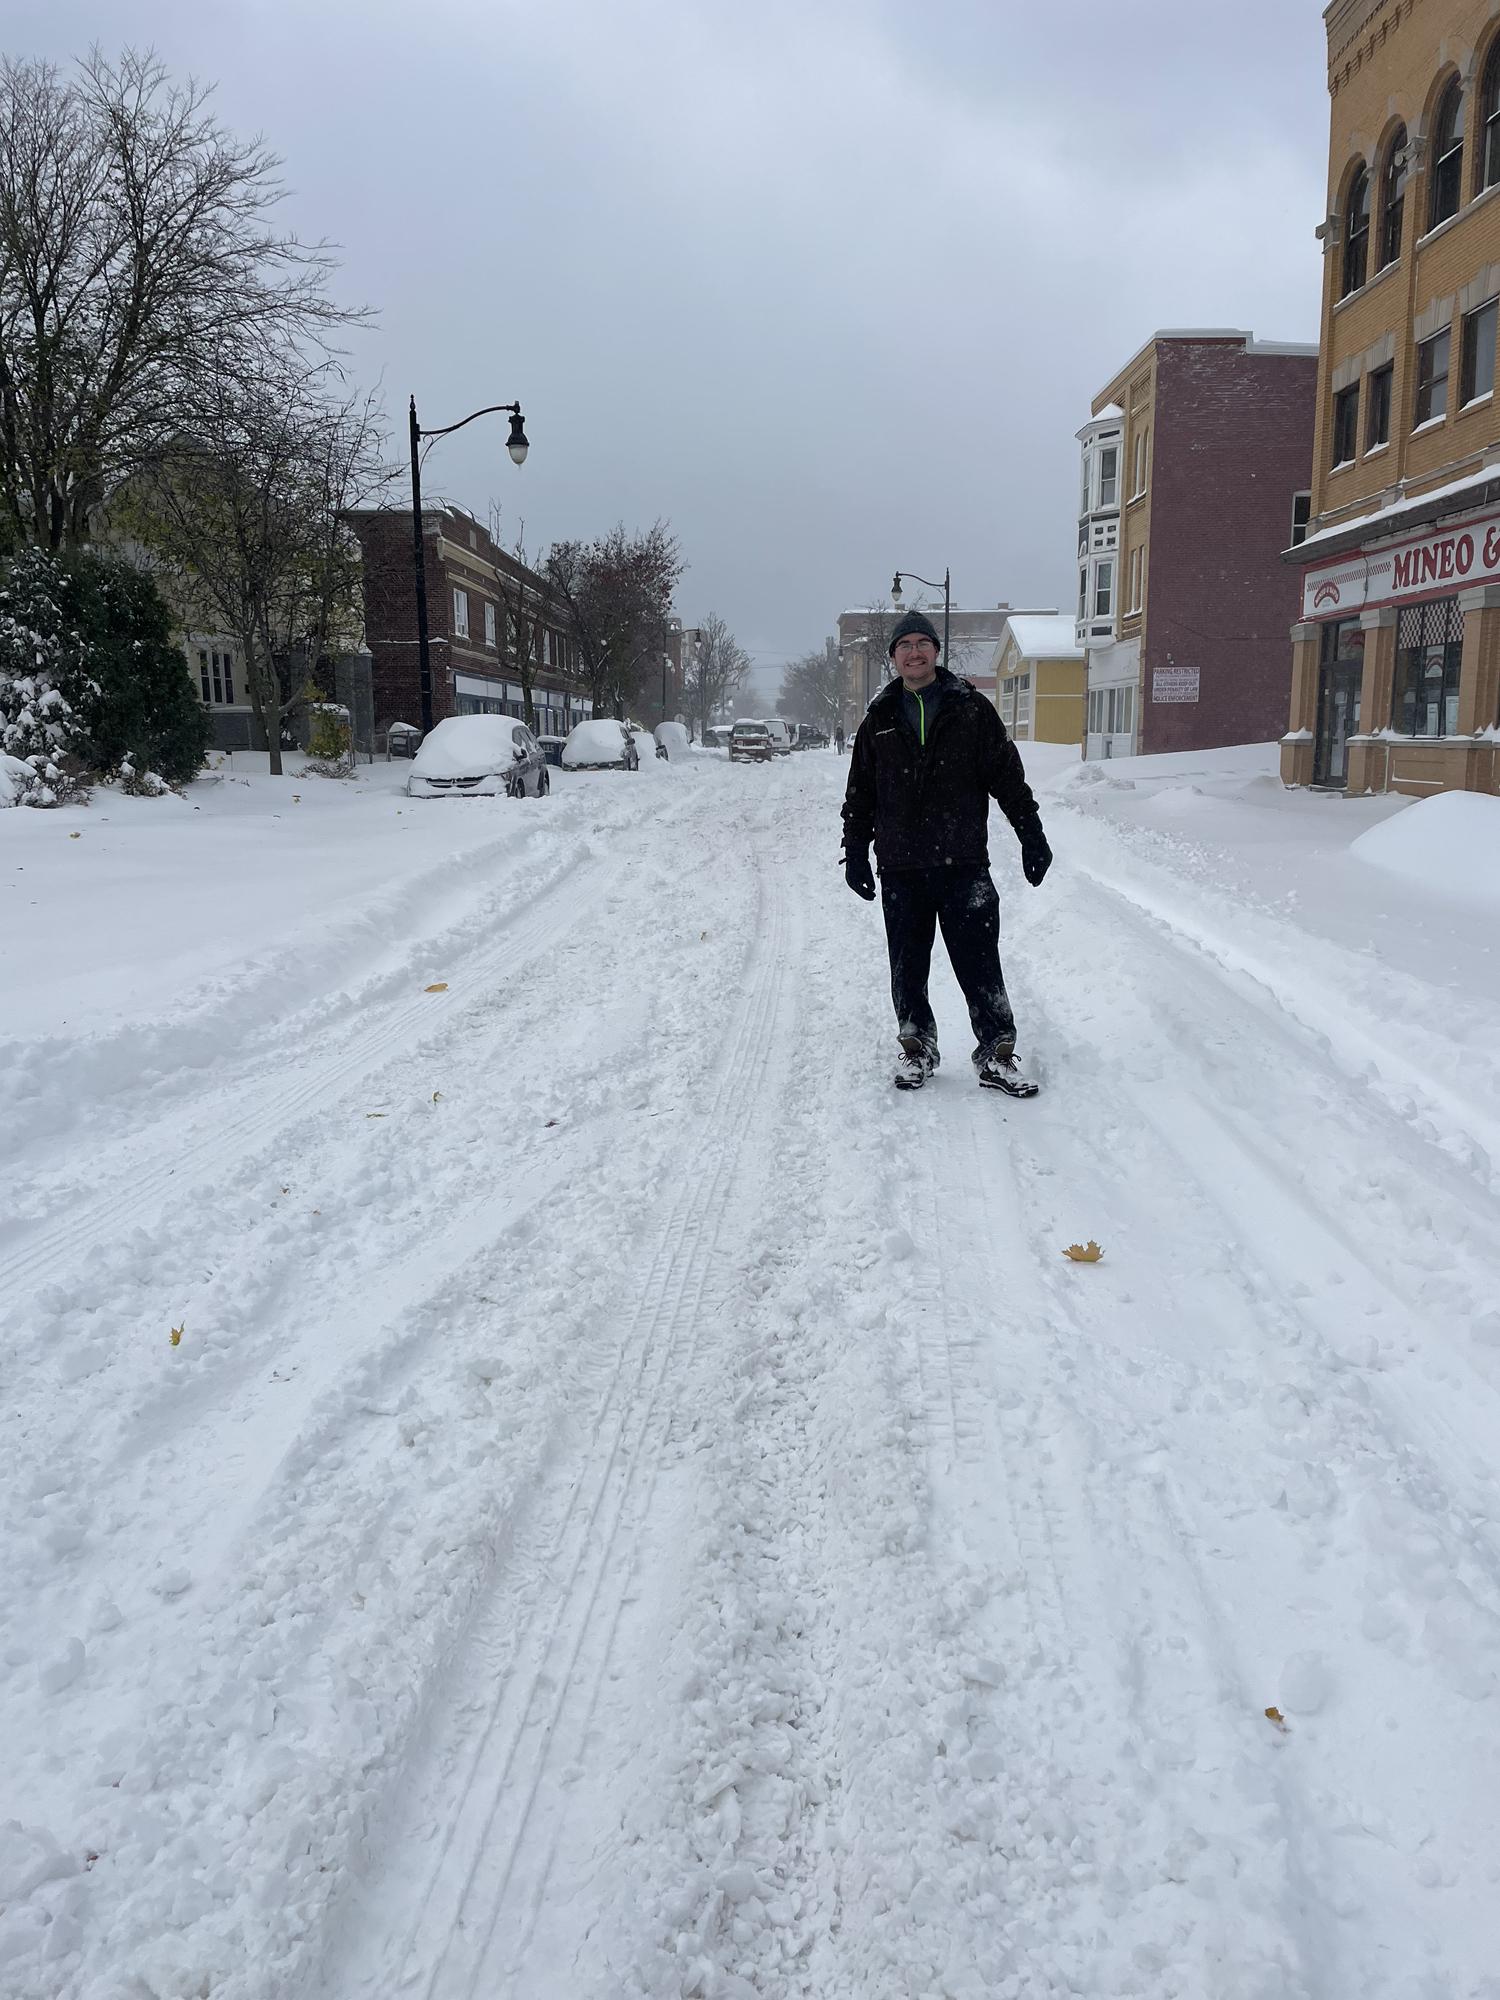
[1342,166,1371,294]
[1482,41,1500,189]
[1429,77,1466,227]
[1380,126,1409,267]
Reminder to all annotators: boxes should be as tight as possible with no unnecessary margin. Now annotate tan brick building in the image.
[1286,0,1500,795]
[1082,332,1317,760]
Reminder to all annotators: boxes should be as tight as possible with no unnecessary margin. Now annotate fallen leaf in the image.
[69,831,81,839]
[1063,1241,1104,1262]
[431,1090,442,1104]
[1264,1706,1288,1732]
[366,1112,386,1119]
[424,982,448,993]
[169,1323,184,1347]
[545,1118,560,1128]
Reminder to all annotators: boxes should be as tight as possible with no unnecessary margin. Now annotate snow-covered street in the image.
[5,746,1500,1999]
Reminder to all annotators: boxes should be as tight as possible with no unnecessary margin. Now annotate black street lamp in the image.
[408,395,529,734]
[891,565,950,665]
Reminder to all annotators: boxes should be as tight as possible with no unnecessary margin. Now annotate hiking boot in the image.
[894,1033,940,1091]
[973,1044,1039,1098]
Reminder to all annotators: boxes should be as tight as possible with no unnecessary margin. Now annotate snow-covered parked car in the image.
[704,725,734,752]
[406,715,549,799]
[655,720,691,759]
[562,719,640,771]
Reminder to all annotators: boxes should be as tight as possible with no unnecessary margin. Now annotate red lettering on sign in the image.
[1487,527,1500,569]
[1439,540,1456,579]
[1393,549,1414,589]
[1457,534,1475,574]
[1421,545,1441,583]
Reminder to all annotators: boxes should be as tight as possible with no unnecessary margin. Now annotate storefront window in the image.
[1393,599,1463,736]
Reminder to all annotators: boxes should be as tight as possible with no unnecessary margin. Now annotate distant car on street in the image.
[764,718,794,757]
[655,720,692,759]
[406,715,549,799]
[795,724,828,750]
[730,719,774,764]
[563,719,640,771]
[704,725,734,752]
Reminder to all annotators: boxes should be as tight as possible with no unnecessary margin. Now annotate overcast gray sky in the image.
[27,1,1331,690]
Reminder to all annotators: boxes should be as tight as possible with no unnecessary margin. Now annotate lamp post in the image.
[891,566,950,666]
[409,395,529,735]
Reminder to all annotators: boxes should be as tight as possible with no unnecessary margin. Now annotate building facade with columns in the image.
[1285,0,1500,796]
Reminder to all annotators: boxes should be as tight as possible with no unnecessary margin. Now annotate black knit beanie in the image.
[888,610,942,656]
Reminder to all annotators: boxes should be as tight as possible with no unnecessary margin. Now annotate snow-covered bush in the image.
[0,548,209,805]
[0,549,98,806]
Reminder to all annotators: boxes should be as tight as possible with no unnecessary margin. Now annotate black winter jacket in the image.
[841,669,1043,872]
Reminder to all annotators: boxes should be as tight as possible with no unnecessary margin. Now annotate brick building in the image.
[350,505,589,738]
[1285,0,1500,797]
[1080,330,1318,759]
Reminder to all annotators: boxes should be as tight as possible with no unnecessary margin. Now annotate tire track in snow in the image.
[995,862,1500,1993]
[328,829,797,2000]
[0,848,614,1303]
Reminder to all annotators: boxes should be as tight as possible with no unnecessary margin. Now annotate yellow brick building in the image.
[1286,0,1500,795]
[992,615,1086,744]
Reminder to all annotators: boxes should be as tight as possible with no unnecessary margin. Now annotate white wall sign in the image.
[1152,666,1200,704]
[1301,507,1500,619]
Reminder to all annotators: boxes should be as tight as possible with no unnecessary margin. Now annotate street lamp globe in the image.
[507,410,530,465]
[890,571,904,607]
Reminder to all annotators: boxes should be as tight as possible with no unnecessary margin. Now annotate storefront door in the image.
[1312,619,1363,789]
[1313,660,1361,787]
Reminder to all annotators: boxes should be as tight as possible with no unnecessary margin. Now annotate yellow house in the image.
[991,614,1086,743]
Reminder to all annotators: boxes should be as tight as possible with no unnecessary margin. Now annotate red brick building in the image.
[1080,331,1318,758]
[350,504,589,738]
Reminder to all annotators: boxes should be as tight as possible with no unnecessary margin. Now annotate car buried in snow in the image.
[405,715,550,799]
[562,719,641,771]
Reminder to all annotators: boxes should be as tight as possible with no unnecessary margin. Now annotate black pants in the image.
[880,865,1016,1056]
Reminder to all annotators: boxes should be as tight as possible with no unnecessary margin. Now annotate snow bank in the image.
[1350,789,1500,910]
[0,751,33,806]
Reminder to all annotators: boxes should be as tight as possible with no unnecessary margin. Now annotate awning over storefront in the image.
[1300,506,1500,620]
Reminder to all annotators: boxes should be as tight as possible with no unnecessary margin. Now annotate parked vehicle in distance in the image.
[730,719,774,764]
[562,718,640,771]
[655,720,692,759]
[406,715,549,799]
[704,725,734,752]
[795,724,829,750]
[537,734,568,767]
[764,718,794,756]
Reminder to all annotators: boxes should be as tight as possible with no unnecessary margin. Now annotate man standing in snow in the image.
[840,610,1052,1095]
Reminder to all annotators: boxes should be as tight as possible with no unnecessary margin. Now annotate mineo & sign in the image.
[1301,508,1500,619]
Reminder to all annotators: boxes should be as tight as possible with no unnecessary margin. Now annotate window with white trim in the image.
[484,601,497,647]
[1131,426,1149,498]
[453,587,469,638]
[1093,559,1114,620]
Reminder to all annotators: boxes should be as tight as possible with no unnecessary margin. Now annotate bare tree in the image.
[131,360,391,774]
[545,522,681,719]
[0,48,363,551]
[486,510,554,733]
[777,637,842,729]
[684,613,751,739]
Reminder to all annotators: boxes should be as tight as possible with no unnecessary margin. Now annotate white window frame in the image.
[1093,558,1114,620]
[453,587,469,639]
[1131,427,1149,499]
[484,601,497,647]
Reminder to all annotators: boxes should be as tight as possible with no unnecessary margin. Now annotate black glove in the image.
[844,847,876,900]
[1020,824,1052,888]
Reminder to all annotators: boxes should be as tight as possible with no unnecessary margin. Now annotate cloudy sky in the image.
[28,1,1332,692]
